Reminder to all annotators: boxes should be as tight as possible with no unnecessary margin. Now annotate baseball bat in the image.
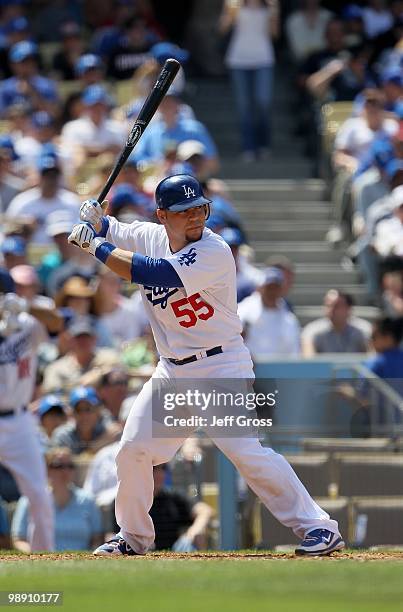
[98,57,180,203]
[72,58,180,247]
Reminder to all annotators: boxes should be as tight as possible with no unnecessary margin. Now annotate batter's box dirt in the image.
[2,550,403,562]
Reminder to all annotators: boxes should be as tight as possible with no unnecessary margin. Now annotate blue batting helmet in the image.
[156,174,211,212]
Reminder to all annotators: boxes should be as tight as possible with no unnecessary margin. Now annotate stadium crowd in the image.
[1,0,403,552]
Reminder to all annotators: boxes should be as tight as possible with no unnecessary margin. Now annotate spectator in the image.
[286,0,333,64]
[11,447,103,552]
[266,255,296,312]
[131,93,219,176]
[52,22,84,81]
[373,183,403,257]
[341,4,366,47]
[106,16,155,80]
[42,316,120,393]
[37,394,68,441]
[95,366,131,422]
[95,265,146,345]
[238,267,301,359]
[0,236,27,270]
[220,227,260,302]
[0,41,58,117]
[108,183,150,223]
[306,42,371,103]
[14,111,60,176]
[6,152,80,245]
[381,271,403,317]
[37,209,78,295]
[32,0,82,43]
[220,0,280,160]
[85,454,213,551]
[301,289,370,356]
[362,0,393,39]
[0,135,26,211]
[51,388,122,455]
[60,85,125,172]
[74,53,105,87]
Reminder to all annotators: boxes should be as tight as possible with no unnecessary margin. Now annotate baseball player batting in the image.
[68,175,345,556]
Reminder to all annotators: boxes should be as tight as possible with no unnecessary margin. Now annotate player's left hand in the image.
[68,223,95,250]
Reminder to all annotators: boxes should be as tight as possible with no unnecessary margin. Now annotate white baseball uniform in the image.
[0,311,54,551]
[105,217,340,554]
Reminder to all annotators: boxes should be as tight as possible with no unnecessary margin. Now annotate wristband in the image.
[91,238,116,264]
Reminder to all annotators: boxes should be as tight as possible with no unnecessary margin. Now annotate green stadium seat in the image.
[350,497,403,547]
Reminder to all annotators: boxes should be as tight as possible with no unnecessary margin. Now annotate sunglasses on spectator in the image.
[48,463,75,470]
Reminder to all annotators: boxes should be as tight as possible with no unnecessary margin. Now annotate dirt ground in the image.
[2,550,403,562]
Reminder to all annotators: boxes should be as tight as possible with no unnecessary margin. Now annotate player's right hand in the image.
[68,223,96,250]
[79,199,108,226]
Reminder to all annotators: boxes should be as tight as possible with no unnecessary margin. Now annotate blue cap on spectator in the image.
[341,4,363,21]
[1,236,26,256]
[385,158,403,179]
[5,16,29,34]
[75,53,102,77]
[110,184,144,210]
[381,67,403,87]
[220,227,244,247]
[69,386,100,408]
[259,267,284,286]
[0,134,18,160]
[31,111,54,129]
[37,152,59,173]
[0,267,15,293]
[9,40,37,63]
[81,84,111,106]
[151,42,189,65]
[38,394,66,417]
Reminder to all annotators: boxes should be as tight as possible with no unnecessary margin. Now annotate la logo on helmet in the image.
[183,185,196,198]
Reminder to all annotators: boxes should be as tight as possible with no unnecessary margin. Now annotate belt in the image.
[168,346,223,366]
[0,406,27,418]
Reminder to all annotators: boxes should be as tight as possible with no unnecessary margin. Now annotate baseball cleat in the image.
[93,536,138,556]
[295,529,345,556]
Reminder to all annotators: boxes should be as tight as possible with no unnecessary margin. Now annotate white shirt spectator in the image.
[225,6,275,68]
[6,187,80,245]
[84,441,119,506]
[362,6,393,39]
[100,296,145,346]
[286,8,333,62]
[373,216,403,257]
[238,292,300,359]
[334,117,398,161]
[61,115,126,152]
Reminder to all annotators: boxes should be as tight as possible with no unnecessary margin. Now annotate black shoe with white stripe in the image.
[295,529,345,556]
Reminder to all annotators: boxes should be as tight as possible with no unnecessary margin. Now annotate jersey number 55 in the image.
[171,293,214,328]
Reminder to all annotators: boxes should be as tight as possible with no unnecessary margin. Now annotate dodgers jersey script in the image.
[106,218,244,359]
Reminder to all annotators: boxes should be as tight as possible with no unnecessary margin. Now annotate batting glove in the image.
[68,223,96,250]
[79,199,108,226]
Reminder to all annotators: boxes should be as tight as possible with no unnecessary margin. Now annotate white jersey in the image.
[106,218,244,360]
[0,312,44,412]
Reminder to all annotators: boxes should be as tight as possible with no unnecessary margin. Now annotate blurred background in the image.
[1,0,403,553]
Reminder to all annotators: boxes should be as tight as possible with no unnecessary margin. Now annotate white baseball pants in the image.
[0,411,54,551]
[115,351,340,554]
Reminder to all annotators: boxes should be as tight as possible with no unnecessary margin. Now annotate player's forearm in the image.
[101,247,134,281]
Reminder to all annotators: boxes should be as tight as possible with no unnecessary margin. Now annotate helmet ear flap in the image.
[204,203,210,221]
